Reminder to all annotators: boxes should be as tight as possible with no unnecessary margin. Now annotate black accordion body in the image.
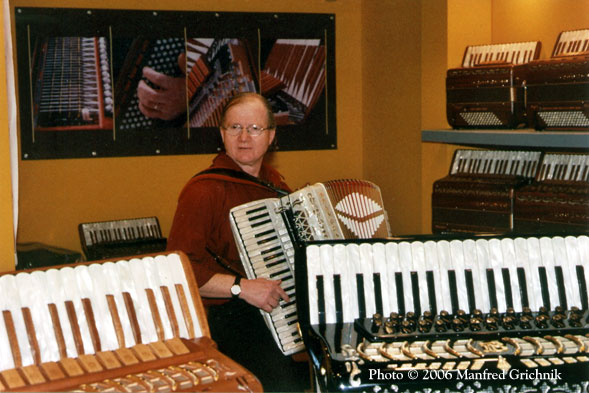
[78,217,167,261]
[295,233,589,392]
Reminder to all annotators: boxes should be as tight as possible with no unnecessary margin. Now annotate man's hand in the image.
[137,66,187,121]
[240,278,290,313]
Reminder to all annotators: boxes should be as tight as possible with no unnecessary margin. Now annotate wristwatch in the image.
[230,276,242,299]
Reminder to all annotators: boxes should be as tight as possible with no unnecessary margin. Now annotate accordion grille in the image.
[322,179,391,239]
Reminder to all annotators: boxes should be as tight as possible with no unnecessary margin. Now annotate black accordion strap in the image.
[194,167,289,197]
[205,246,244,277]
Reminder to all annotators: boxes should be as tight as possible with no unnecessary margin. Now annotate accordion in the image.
[295,233,589,392]
[229,179,391,356]
[78,217,167,261]
[514,153,589,233]
[0,252,262,392]
[432,149,542,234]
[524,28,589,130]
[446,41,541,128]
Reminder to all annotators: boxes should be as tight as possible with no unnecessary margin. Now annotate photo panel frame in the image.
[15,7,336,159]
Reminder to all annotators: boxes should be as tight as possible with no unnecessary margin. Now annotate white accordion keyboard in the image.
[0,253,202,372]
[304,235,589,325]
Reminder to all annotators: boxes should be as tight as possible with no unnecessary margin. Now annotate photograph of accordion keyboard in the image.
[0,252,262,392]
[229,179,391,356]
[295,234,589,392]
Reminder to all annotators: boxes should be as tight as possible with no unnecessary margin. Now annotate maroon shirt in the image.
[166,153,291,306]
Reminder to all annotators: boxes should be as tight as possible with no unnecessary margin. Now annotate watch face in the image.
[231,284,241,296]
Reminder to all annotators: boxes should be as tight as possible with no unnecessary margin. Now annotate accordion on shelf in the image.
[432,149,542,234]
[524,28,589,130]
[446,40,541,128]
[0,251,262,392]
[294,233,589,392]
[31,37,113,132]
[514,152,589,233]
[78,217,167,261]
[229,179,391,356]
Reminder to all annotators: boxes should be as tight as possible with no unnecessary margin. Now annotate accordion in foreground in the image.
[525,28,589,130]
[432,149,541,234]
[229,179,391,356]
[295,233,589,392]
[79,217,167,261]
[0,252,261,392]
[446,41,541,128]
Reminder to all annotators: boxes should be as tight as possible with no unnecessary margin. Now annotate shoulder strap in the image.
[194,167,289,196]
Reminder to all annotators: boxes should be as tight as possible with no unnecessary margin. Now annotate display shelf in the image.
[422,129,589,150]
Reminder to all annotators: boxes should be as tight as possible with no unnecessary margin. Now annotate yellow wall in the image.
[10,0,365,259]
[362,0,422,235]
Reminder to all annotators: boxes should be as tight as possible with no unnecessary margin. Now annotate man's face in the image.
[220,99,276,174]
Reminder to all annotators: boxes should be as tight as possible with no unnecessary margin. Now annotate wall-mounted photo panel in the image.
[15,8,336,159]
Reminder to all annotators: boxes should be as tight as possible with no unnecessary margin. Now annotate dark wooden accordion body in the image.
[294,234,589,392]
[514,153,589,233]
[446,64,529,129]
[432,150,541,234]
[525,55,589,130]
[432,150,589,235]
[524,28,589,130]
[445,41,540,129]
[0,252,262,392]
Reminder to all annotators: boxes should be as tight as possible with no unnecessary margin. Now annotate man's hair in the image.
[219,92,276,129]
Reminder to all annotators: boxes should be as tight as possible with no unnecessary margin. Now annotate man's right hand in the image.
[240,278,290,313]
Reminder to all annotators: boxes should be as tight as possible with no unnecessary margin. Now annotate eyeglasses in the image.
[222,124,271,137]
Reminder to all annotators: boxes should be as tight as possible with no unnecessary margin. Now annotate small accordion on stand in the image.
[524,28,589,130]
[295,233,589,392]
[432,149,542,234]
[79,217,167,261]
[0,251,262,392]
[229,179,391,356]
[514,153,589,233]
[446,41,541,128]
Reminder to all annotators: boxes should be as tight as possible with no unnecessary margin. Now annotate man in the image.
[166,92,308,392]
